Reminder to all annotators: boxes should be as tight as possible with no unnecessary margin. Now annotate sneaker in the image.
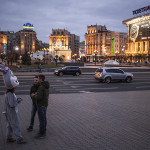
[35,133,46,139]
[6,138,16,143]
[27,126,33,131]
[17,139,27,144]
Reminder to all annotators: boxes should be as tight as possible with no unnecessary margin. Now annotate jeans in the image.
[38,106,47,135]
[30,104,37,127]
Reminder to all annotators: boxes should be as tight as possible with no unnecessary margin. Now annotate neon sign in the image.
[133,5,150,15]
[23,23,34,29]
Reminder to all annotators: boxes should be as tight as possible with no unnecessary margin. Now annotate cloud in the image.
[0,0,149,42]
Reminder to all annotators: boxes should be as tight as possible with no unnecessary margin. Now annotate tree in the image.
[21,53,31,65]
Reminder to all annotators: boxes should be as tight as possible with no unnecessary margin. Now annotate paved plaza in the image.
[0,91,150,150]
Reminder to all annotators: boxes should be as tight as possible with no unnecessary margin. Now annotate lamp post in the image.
[42,48,46,64]
[55,49,58,66]
[46,48,49,63]
[94,50,98,65]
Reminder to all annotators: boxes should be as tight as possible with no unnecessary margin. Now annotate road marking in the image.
[79,91,94,93]
[0,89,30,93]
[55,89,81,91]
[58,91,81,93]
[136,86,150,89]
[85,87,119,90]
[131,82,150,84]
[71,86,81,88]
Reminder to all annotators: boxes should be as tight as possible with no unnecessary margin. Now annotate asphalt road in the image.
[0,72,150,95]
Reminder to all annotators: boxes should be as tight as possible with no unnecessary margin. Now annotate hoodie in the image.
[36,81,50,107]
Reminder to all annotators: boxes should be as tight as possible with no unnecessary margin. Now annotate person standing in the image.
[32,74,49,138]
[38,63,42,73]
[27,76,39,131]
[4,88,26,144]
[0,64,26,144]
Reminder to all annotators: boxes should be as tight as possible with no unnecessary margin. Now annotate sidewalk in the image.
[0,91,150,150]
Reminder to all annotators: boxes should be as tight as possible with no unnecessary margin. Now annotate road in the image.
[0,72,150,95]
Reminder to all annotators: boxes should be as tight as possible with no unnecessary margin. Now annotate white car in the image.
[104,60,119,65]
[94,67,133,83]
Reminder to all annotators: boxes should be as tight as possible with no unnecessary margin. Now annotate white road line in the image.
[0,85,31,88]
[131,82,150,84]
[80,91,94,93]
[0,89,30,93]
[51,84,100,87]
[136,86,150,89]
[85,87,119,90]
[58,91,81,93]
[55,89,81,91]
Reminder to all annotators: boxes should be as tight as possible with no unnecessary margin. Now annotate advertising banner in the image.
[129,20,150,42]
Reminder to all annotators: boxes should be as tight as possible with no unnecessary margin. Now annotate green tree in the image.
[21,53,31,65]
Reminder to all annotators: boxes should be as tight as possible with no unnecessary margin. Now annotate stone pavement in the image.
[0,91,150,150]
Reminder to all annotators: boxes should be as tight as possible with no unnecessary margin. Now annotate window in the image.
[96,69,103,72]
[113,69,124,73]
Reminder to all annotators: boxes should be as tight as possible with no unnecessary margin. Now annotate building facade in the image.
[0,31,7,54]
[123,13,150,61]
[15,23,36,55]
[85,25,127,62]
[3,31,16,53]
[49,29,80,61]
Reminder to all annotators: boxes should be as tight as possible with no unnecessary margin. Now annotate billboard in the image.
[129,20,150,42]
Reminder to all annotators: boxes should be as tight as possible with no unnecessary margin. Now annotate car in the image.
[94,67,133,83]
[54,66,82,76]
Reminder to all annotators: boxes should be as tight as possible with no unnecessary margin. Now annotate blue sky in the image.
[0,0,149,43]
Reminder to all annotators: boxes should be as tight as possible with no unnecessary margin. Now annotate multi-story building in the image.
[70,34,80,58]
[15,23,36,55]
[0,31,7,54]
[85,25,127,62]
[3,31,16,53]
[49,29,80,60]
[123,9,150,61]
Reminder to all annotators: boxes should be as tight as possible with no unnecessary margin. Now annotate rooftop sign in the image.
[23,23,34,29]
[133,5,150,15]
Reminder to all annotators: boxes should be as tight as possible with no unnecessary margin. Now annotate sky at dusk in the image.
[0,0,149,43]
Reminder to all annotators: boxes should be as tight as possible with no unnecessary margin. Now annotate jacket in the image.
[30,84,40,104]
[36,81,50,107]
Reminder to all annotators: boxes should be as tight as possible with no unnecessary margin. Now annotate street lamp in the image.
[94,50,98,65]
[46,48,49,62]
[15,46,19,51]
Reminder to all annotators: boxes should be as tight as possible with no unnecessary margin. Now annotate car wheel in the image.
[75,72,80,76]
[105,77,111,83]
[126,76,132,83]
[59,72,63,76]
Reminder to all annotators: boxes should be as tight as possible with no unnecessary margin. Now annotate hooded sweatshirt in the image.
[36,81,50,107]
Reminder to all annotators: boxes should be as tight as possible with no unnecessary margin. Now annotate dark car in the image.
[54,66,82,76]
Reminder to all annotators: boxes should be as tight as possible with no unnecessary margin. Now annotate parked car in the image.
[54,66,82,76]
[94,67,133,83]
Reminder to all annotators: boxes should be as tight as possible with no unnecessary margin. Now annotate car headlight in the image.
[55,70,58,72]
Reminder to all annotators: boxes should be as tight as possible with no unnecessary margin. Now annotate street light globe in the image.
[15,47,19,51]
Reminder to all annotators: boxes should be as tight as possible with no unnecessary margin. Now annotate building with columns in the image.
[85,25,127,62]
[123,12,150,61]
[49,29,80,61]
